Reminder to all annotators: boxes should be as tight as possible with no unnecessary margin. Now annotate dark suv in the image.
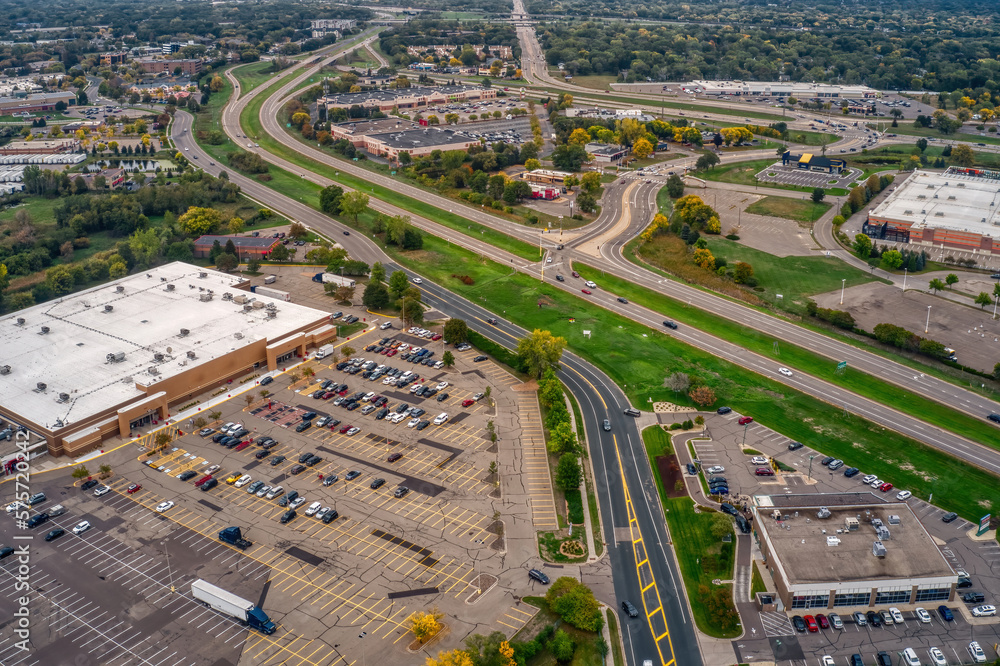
[988,413,1000,423]
[621,601,639,618]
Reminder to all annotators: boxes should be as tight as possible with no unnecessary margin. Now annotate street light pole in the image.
[162,539,175,593]
[840,278,846,305]
[902,267,907,291]
[925,305,931,333]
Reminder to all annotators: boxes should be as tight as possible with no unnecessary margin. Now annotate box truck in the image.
[315,344,334,359]
[191,579,276,634]
[249,285,291,301]
[264,275,277,284]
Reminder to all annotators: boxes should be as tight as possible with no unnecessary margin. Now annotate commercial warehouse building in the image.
[193,235,282,259]
[865,168,1000,255]
[362,127,480,161]
[683,80,880,99]
[323,85,497,113]
[752,493,957,611]
[0,263,337,457]
[0,91,76,114]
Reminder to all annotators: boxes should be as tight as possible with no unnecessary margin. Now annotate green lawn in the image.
[235,70,540,261]
[232,61,284,96]
[851,144,1000,170]
[642,426,740,638]
[881,123,1000,147]
[655,184,674,217]
[744,196,831,223]
[701,158,849,196]
[751,561,767,597]
[785,128,839,147]
[606,610,624,666]
[565,75,619,91]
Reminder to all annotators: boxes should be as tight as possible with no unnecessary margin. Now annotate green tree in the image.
[975,292,992,309]
[178,206,222,236]
[994,362,1000,381]
[555,453,581,490]
[928,278,945,293]
[246,257,261,273]
[516,329,566,378]
[339,191,369,222]
[545,577,604,632]
[695,151,720,171]
[319,185,344,215]
[228,216,244,236]
[951,144,975,167]
[71,466,90,480]
[215,253,238,272]
[547,420,577,454]
[853,233,872,259]
[549,630,575,664]
[732,261,754,284]
[442,350,455,367]
[579,171,601,194]
[388,270,409,299]
[371,261,386,283]
[915,138,928,153]
[665,174,685,198]
[945,273,959,289]
[880,249,903,270]
[443,318,469,343]
[362,281,390,309]
[811,187,826,203]
[269,243,290,262]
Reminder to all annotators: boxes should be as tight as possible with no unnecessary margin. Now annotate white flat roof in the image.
[869,170,1000,236]
[687,80,877,96]
[0,262,326,431]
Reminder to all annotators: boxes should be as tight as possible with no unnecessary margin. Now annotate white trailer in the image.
[321,273,356,288]
[190,579,276,634]
[250,285,291,301]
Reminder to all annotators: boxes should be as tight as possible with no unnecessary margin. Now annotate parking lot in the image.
[0,322,555,665]
[671,411,1000,666]
[756,163,863,190]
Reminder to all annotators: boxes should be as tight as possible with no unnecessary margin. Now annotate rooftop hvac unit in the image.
[222,292,233,300]
[57,392,70,403]
[844,516,860,531]
[106,351,125,363]
[116,285,125,293]
[39,326,49,334]
[234,332,244,339]
[243,304,253,312]
[35,382,47,392]
[876,526,891,540]
[186,351,196,359]
[0,365,10,375]
[199,272,207,278]
[817,507,832,519]
[16,317,25,325]
[266,310,277,318]
[104,305,114,312]
[165,284,175,291]
[872,518,883,528]
[233,294,248,304]
[199,293,213,302]
[252,300,265,309]
[160,276,167,282]
[148,366,159,375]
[826,536,841,546]
[887,515,901,525]
[872,541,887,558]
[265,303,277,310]
[153,352,165,362]
[179,328,189,337]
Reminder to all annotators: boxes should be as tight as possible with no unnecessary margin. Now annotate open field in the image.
[744,196,831,222]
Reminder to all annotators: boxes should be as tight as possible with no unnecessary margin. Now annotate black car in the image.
[298,452,313,463]
[280,509,297,524]
[988,413,1000,424]
[0,547,15,560]
[942,512,959,523]
[200,478,218,491]
[45,528,66,542]
[375,408,389,420]
[27,513,50,528]
[322,509,339,523]
[720,503,738,516]
[820,456,835,466]
[345,470,361,481]
[290,464,306,475]
[487,318,498,325]
[866,610,882,627]
[792,615,806,632]
[735,514,751,534]
[685,463,697,475]
[255,450,271,460]
[555,274,565,282]
[416,421,430,430]
[260,376,273,386]
[305,455,322,467]
[623,408,640,417]
[876,652,892,666]
[788,441,804,451]
[528,569,549,584]
[178,470,198,481]
[370,478,386,490]
[261,439,279,449]
[212,433,227,443]
[843,467,860,477]
[616,297,628,304]
[295,421,312,432]
[958,576,973,589]
[473,355,488,362]
[270,455,287,466]
[716,406,732,415]
[662,320,678,330]
[81,479,100,491]
[963,592,985,603]
[708,476,727,485]
[302,411,317,420]
[621,601,639,618]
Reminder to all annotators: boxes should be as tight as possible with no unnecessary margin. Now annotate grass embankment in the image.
[744,196,831,223]
[851,144,1000,170]
[234,69,541,262]
[643,426,740,639]
[880,123,1000,147]
[199,69,1000,522]
[701,158,849,196]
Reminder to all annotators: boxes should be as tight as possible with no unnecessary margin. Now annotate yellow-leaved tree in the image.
[407,609,443,643]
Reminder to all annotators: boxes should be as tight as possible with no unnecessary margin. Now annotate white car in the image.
[4,501,26,515]
[407,418,420,428]
[821,657,835,666]
[380,322,393,330]
[972,605,996,617]
[72,520,91,535]
[969,641,987,663]
[346,427,360,436]
[155,501,175,513]
[706,465,725,474]
[362,392,375,402]
[433,412,449,425]
[436,381,449,391]
[412,277,422,284]
[750,456,768,465]
[869,478,883,488]
[234,474,252,488]
[288,497,306,510]
[927,647,946,666]
[778,367,793,377]
[896,490,912,501]
[305,501,322,517]
[205,464,220,475]
[862,474,878,484]
[390,412,407,424]
[915,607,931,623]
[881,609,894,625]
[94,485,110,497]
[889,607,904,623]
[256,485,271,498]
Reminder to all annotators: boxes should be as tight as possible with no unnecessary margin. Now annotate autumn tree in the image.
[632,137,653,159]
[516,329,566,378]
[406,610,443,643]
[424,649,474,666]
[951,144,975,167]
[340,191,370,222]
[545,577,604,632]
[688,386,716,406]
[179,206,222,236]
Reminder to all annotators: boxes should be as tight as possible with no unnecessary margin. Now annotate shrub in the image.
[725,234,740,240]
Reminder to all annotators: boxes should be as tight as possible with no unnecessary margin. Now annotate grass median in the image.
[236,67,540,261]
[572,260,1000,457]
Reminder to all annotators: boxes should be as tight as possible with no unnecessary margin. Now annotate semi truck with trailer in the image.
[191,579,276,634]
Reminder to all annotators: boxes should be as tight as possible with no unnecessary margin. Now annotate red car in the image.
[322,391,335,400]
[754,467,774,476]
[431,334,442,341]
[879,482,893,492]
[194,475,212,487]
[235,441,250,452]
[339,424,352,434]
[126,483,142,494]
[462,399,475,407]
[387,349,397,357]
[738,416,754,426]
[581,289,592,294]
[816,614,830,629]
[338,388,349,396]
[804,615,818,633]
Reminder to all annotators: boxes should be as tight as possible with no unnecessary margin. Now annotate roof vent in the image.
[165,284,175,291]
[817,507,832,519]
[160,276,167,282]
[104,305,114,312]
[153,352,165,362]
[148,366,159,375]
[39,326,49,334]
[266,310,277,318]
[872,541,887,557]
[199,293,213,302]
[15,317,25,325]
[199,272,208,278]
[887,514,901,525]
[234,332,244,339]
[116,285,125,293]
[34,382,47,392]
[0,365,10,375]
[186,350,196,359]
[57,392,70,403]
[106,351,125,363]
[179,328,189,337]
